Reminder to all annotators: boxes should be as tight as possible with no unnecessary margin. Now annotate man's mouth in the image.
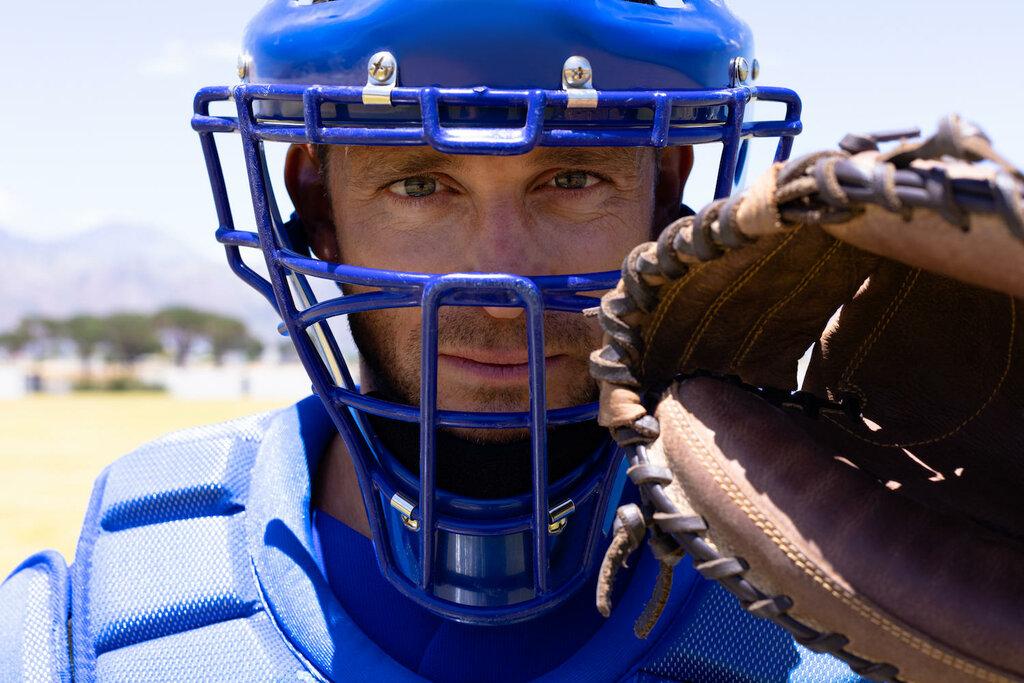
[438,351,569,382]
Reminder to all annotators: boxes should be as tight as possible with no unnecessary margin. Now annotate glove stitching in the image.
[839,268,921,394]
[648,229,803,379]
[729,238,844,375]
[828,267,920,414]
[640,263,706,375]
[669,398,1013,683]
[826,296,1016,448]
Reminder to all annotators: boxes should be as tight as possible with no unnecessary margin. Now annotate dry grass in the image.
[0,393,289,577]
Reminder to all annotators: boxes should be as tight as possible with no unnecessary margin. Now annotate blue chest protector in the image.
[0,398,865,682]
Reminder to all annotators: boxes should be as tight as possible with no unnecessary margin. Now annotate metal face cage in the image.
[191,80,801,624]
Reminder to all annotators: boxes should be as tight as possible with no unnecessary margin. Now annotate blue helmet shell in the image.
[244,0,752,90]
[192,0,801,627]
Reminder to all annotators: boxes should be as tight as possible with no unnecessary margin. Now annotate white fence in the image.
[0,358,345,401]
[141,363,315,400]
[0,364,26,399]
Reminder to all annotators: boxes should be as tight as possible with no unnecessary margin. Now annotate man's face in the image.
[292,145,687,442]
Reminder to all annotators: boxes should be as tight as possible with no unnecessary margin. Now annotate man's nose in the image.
[483,306,523,320]
[467,201,543,321]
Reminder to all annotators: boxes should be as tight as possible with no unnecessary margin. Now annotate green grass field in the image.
[0,393,289,577]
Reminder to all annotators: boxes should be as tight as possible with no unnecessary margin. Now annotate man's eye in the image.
[550,171,600,190]
[388,177,437,198]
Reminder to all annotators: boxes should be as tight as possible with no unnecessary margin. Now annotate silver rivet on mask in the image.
[563,56,593,88]
[731,57,750,84]
[751,59,761,81]
[562,56,597,108]
[367,51,397,84]
[237,53,251,81]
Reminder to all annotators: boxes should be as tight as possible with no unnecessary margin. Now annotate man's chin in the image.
[433,387,599,444]
[435,387,583,415]
[442,426,532,445]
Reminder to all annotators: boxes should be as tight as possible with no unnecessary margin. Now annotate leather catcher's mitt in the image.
[590,116,1024,683]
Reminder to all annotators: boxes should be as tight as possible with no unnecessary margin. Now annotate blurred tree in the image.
[103,313,161,365]
[9,316,63,359]
[2,308,263,367]
[60,315,106,370]
[154,306,210,366]
[0,327,32,356]
[204,314,257,365]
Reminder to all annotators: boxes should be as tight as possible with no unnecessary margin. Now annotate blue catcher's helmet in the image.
[192,0,801,626]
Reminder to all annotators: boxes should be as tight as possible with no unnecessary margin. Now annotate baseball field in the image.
[0,393,289,577]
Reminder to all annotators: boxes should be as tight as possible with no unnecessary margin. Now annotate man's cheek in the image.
[560,217,650,272]
[355,309,413,363]
[341,214,458,274]
[387,310,423,371]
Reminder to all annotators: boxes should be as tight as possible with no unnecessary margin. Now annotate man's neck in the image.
[313,357,375,537]
[313,432,371,537]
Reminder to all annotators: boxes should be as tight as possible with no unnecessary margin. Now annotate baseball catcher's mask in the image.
[192,0,801,625]
[592,116,1024,681]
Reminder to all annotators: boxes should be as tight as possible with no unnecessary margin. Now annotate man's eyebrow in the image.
[349,149,466,181]
[530,147,645,171]
[344,146,644,182]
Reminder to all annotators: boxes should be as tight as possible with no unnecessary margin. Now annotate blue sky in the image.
[0,0,1020,258]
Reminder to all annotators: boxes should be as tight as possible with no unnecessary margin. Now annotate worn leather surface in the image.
[656,377,1024,683]
[639,209,1024,540]
[804,265,1024,540]
[640,225,877,391]
[823,191,1024,301]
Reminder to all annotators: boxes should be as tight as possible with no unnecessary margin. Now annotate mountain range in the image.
[0,224,287,342]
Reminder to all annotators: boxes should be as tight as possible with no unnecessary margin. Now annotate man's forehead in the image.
[330,145,648,178]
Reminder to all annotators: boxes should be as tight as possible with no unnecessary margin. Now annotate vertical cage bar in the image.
[521,281,549,595]
[649,92,672,148]
[236,94,297,326]
[202,133,277,308]
[234,87,340,402]
[417,280,442,591]
[774,95,802,162]
[244,86,349,388]
[198,133,234,231]
[196,90,277,308]
[522,90,548,150]
[303,86,325,144]
[714,91,748,199]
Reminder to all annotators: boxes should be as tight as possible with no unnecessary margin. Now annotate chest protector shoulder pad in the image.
[0,550,72,682]
[67,411,313,682]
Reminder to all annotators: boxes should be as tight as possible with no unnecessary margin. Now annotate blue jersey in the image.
[0,397,865,682]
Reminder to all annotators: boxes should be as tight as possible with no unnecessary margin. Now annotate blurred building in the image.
[0,353,359,401]
[0,363,27,399]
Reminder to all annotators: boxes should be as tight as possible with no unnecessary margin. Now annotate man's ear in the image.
[284,144,339,261]
[652,145,695,232]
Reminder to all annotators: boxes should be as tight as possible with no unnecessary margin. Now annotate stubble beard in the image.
[349,307,600,444]
[346,307,609,498]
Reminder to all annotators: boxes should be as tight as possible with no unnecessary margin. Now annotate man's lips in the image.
[438,352,569,381]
